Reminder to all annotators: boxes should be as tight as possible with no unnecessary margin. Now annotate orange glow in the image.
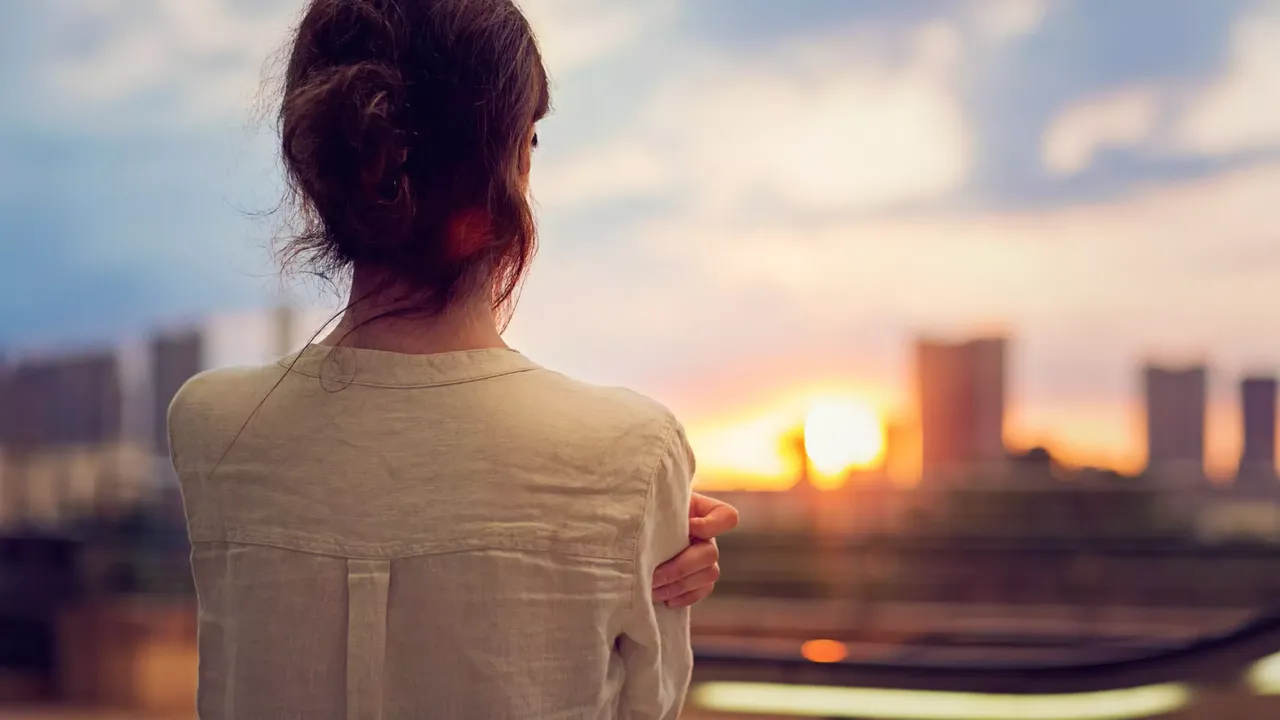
[685,384,894,491]
[803,399,884,477]
[800,639,848,664]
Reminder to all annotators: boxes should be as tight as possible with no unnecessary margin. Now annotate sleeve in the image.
[618,419,696,720]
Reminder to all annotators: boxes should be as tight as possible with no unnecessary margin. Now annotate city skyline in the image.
[2,0,1280,487]
[688,338,1280,489]
[8,310,1280,495]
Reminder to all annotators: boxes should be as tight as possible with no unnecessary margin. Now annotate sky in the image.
[1,0,1279,486]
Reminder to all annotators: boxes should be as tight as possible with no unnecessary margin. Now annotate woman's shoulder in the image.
[510,367,694,488]
[165,361,289,457]
[516,366,684,445]
[169,363,283,425]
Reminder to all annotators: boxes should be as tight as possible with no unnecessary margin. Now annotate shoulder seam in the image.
[626,412,680,618]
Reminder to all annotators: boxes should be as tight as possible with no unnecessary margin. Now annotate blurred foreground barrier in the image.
[690,682,1192,720]
[688,613,1280,718]
[0,533,79,704]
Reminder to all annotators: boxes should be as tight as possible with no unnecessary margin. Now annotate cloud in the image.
[656,161,1280,332]
[38,0,297,127]
[1037,1,1280,174]
[1174,2,1280,155]
[1041,87,1162,176]
[965,0,1051,42]
[536,19,972,215]
[519,0,678,78]
[27,0,665,128]
[533,140,671,208]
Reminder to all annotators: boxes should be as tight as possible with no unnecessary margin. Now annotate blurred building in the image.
[150,330,203,461]
[916,336,1007,481]
[0,348,135,526]
[878,418,918,485]
[0,361,12,527]
[0,306,334,530]
[4,351,123,448]
[1143,364,1206,481]
[1237,376,1277,490]
[1008,446,1060,485]
[1197,499,1280,544]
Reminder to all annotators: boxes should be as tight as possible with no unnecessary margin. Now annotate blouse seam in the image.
[278,366,540,389]
[627,414,679,618]
[187,530,635,562]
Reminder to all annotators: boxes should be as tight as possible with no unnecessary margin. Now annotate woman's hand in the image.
[652,492,740,608]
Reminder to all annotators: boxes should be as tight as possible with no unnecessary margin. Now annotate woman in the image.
[166,0,737,718]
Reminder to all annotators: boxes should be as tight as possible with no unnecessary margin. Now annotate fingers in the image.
[689,491,722,518]
[653,565,720,605]
[688,496,739,540]
[664,585,714,609]
[653,539,719,590]
[653,494,736,608]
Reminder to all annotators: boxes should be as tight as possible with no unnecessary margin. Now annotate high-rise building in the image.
[916,336,1008,480]
[1143,364,1207,478]
[1237,376,1277,486]
[150,329,204,458]
[0,349,127,525]
[2,350,124,450]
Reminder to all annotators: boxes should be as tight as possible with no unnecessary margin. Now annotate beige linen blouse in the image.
[167,345,695,719]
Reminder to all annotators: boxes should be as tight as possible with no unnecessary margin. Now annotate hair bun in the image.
[282,58,414,259]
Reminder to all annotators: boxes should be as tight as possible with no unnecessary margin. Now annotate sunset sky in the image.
[2,0,1279,487]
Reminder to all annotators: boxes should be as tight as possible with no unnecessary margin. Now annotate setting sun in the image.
[803,399,885,476]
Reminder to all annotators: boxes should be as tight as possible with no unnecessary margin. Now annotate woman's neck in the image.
[319,267,507,355]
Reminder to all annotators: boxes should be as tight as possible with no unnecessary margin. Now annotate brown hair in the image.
[277,0,550,318]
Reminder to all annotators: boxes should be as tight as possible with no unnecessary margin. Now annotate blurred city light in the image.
[1247,650,1280,695]
[799,639,849,664]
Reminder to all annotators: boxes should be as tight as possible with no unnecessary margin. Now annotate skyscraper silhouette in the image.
[1143,364,1206,480]
[1237,376,1277,488]
[150,329,204,459]
[916,336,1007,481]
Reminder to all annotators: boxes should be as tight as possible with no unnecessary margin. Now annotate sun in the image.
[803,398,885,477]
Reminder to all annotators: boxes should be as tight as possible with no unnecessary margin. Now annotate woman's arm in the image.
[619,423,696,720]
[652,492,739,607]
